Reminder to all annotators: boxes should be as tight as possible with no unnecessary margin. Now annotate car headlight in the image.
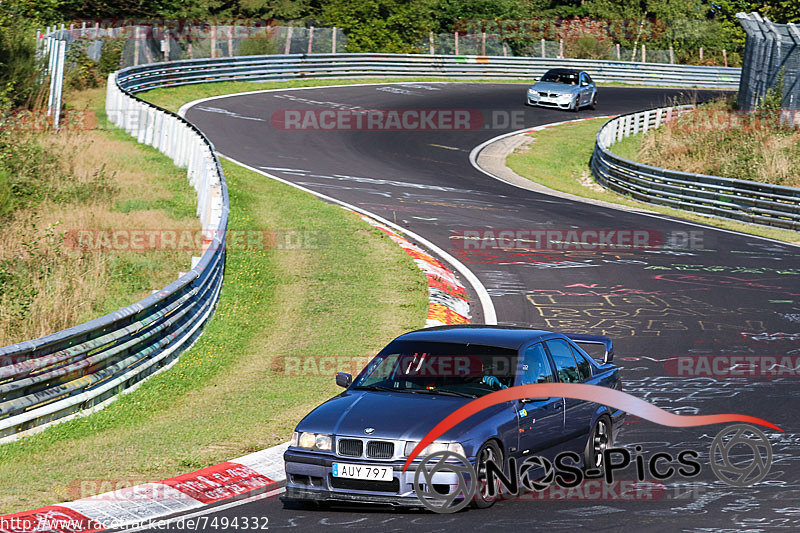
[294,431,333,451]
[404,440,465,457]
[315,434,333,451]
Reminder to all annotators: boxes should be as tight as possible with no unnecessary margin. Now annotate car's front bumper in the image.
[283,448,466,506]
[527,94,574,109]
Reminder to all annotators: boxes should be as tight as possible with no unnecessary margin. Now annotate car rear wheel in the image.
[472,440,503,508]
[584,416,612,473]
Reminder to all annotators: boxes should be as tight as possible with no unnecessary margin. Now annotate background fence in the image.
[39,24,349,67]
[736,12,800,112]
[592,106,800,230]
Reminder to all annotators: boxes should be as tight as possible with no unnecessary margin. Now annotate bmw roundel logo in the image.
[364,427,375,434]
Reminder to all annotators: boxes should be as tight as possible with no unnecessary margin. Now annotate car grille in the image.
[329,475,400,493]
[366,440,394,459]
[337,438,395,458]
[338,438,364,457]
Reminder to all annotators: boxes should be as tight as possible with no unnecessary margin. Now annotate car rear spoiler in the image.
[564,334,614,364]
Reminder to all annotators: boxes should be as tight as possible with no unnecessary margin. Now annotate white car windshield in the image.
[541,71,579,85]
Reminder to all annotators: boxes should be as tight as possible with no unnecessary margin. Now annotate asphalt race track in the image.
[153,83,800,532]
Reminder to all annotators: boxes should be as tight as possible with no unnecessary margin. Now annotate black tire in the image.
[570,96,579,112]
[472,440,503,509]
[588,94,597,110]
[584,416,612,473]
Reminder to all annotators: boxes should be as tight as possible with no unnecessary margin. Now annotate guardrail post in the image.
[145,107,156,146]
[284,26,293,54]
[137,105,148,143]
[53,40,66,130]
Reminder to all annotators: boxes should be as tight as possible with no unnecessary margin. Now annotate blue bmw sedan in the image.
[283,326,625,508]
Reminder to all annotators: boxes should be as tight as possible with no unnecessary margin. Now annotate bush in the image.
[0,168,13,219]
[238,29,279,56]
[0,24,44,108]
[65,41,102,91]
[98,38,125,76]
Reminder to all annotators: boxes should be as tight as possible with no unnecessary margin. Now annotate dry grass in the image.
[632,99,800,188]
[0,89,198,346]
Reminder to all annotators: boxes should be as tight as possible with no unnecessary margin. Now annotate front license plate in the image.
[332,463,393,481]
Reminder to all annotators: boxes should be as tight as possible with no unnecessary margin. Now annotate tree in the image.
[320,0,432,53]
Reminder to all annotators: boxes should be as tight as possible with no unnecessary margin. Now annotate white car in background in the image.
[526,68,598,111]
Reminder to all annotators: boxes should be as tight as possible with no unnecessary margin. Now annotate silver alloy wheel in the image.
[593,419,610,468]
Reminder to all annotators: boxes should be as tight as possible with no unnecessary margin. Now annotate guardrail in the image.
[0,73,229,441]
[591,106,800,231]
[115,53,741,92]
[0,53,745,441]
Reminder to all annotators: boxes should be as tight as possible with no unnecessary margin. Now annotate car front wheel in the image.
[588,93,597,110]
[472,440,503,508]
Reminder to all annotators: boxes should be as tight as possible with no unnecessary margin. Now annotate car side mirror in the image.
[581,81,589,86]
[336,372,352,388]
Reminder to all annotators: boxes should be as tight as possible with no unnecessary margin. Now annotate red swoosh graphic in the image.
[402,383,783,471]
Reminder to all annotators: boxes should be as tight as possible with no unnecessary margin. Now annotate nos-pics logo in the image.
[412,423,773,513]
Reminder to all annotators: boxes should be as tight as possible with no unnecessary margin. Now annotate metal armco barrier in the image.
[114,53,741,92]
[0,53,745,440]
[0,72,229,441]
[591,106,800,230]
[736,12,800,112]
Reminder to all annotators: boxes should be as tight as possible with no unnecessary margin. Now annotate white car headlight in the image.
[295,431,333,451]
[298,431,316,448]
[315,434,333,451]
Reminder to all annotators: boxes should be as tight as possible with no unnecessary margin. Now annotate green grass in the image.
[0,91,427,512]
[607,131,643,161]
[506,117,800,243]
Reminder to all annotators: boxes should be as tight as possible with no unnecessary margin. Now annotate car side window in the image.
[569,344,593,381]
[546,339,581,383]
[519,343,555,386]
[586,74,594,84]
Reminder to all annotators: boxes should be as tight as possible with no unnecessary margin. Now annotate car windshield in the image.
[352,341,518,397]
[540,71,579,85]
